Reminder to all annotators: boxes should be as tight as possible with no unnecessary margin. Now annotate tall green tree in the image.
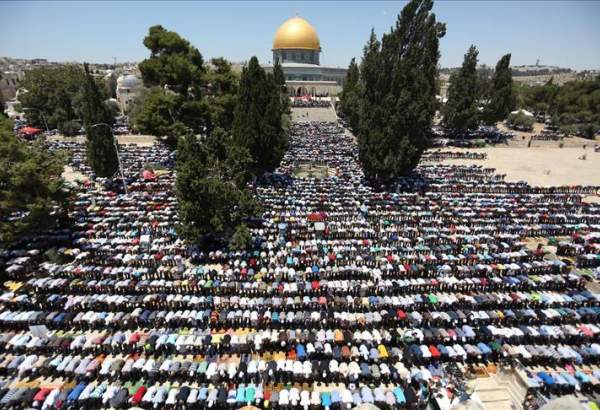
[175,131,259,249]
[129,87,188,147]
[357,0,445,185]
[272,60,290,115]
[443,45,480,134]
[273,60,286,88]
[339,57,361,131]
[133,27,241,146]
[206,57,240,131]
[482,53,515,125]
[357,29,384,181]
[81,63,119,178]
[233,56,288,177]
[139,25,205,96]
[0,114,66,246]
[134,25,209,146]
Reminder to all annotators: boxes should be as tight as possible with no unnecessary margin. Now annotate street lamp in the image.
[91,123,128,194]
[23,107,50,133]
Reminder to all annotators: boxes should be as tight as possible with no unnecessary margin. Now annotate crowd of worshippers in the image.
[531,132,565,142]
[47,141,175,186]
[0,121,600,409]
[431,125,514,145]
[290,99,331,108]
[420,151,487,162]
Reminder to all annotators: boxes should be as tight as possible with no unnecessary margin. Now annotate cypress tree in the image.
[273,60,290,115]
[339,57,361,131]
[233,56,287,177]
[81,63,119,178]
[357,29,384,182]
[443,45,480,135]
[482,53,516,125]
[273,60,286,88]
[357,0,445,185]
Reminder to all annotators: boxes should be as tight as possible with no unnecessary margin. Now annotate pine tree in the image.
[443,45,480,134]
[134,26,221,147]
[357,0,445,185]
[139,25,205,96]
[233,57,288,177]
[482,53,515,125]
[81,63,119,178]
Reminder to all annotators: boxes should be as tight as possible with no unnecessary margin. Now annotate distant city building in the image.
[116,74,143,113]
[263,16,347,97]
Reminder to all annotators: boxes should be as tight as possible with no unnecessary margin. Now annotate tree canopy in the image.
[132,26,241,147]
[139,25,205,96]
[19,65,110,134]
[356,0,445,185]
[175,131,259,249]
[443,45,480,134]
[272,60,290,115]
[135,27,265,249]
[233,56,288,178]
[507,111,535,130]
[205,57,241,132]
[515,76,600,137]
[0,114,66,246]
[482,54,515,125]
[339,57,361,132]
[81,63,119,178]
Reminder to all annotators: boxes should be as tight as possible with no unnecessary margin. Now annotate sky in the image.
[1,1,599,70]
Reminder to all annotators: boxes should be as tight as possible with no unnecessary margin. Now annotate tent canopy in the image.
[20,126,43,135]
[510,109,534,117]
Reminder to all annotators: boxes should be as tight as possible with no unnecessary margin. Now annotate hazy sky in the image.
[1,1,599,70]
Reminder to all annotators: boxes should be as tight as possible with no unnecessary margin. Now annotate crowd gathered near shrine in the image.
[1,121,600,409]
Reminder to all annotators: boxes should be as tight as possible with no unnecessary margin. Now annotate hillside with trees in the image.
[515,77,600,138]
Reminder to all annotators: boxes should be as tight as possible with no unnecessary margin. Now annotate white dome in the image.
[117,74,142,88]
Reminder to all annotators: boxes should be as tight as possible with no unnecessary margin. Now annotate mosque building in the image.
[263,16,347,98]
[115,74,144,113]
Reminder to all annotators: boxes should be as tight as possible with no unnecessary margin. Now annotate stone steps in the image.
[468,370,528,410]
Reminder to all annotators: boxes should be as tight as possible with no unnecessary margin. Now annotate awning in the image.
[20,126,43,135]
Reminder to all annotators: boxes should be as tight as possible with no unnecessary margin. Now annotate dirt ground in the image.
[291,107,337,123]
[438,146,600,187]
[496,122,598,148]
[62,165,88,183]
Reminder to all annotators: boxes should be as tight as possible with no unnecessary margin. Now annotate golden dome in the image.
[273,16,321,51]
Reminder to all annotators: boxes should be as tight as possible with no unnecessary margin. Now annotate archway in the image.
[297,87,308,97]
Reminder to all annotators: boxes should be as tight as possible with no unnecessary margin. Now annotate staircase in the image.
[468,377,514,410]
[465,366,528,410]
